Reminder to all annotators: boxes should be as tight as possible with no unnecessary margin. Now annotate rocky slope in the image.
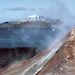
[37,29,75,75]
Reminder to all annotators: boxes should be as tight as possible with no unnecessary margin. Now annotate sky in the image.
[0,0,51,22]
[0,0,75,24]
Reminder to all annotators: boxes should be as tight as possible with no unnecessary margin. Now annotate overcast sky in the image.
[0,0,75,24]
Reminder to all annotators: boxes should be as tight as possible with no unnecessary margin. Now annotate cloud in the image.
[4,7,28,11]
[3,7,44,11]
[30,8,37,11]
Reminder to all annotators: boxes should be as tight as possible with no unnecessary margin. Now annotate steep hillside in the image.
[37,29,75,75]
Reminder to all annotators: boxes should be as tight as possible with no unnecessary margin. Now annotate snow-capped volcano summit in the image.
[24,15,46,22]
[28,15,39,18]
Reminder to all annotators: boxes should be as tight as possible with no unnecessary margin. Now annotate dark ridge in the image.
[0,21,51,30]
[0,47,37,68]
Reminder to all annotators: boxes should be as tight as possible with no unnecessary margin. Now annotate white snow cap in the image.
[24,15,46,22]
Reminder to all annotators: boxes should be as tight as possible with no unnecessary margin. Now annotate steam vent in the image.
[0,16,75,75]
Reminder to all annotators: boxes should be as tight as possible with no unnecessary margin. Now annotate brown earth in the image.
[37,29,75,75]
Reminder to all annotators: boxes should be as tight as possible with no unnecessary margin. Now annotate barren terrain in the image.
[37,29,75,75]
[0,29,75,75]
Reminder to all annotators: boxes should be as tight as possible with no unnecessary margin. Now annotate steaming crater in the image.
[0,16,62,50]
[0,16,70,69]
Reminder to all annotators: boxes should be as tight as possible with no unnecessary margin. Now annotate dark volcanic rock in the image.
[0,47,37,68]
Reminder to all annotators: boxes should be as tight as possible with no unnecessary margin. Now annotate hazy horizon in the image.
[0,0,75,25]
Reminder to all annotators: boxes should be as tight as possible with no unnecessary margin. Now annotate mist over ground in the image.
[0,0,75,50]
